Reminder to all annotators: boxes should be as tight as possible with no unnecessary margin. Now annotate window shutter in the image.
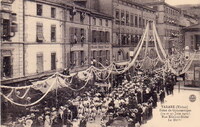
[77,51,80,66]
[81,51,84,65]
[98,51,101,64]
[95,31,98,42]
[93,30,96,43]
[88,29,91,43]
[107,50,110,62]
[36,23,44,41]
[69,27,75,44]
[97,31,100,43]
[77,28,81,43]
[91,51,94,60]
[101,32,104,42]
[107,32,110,43]
[67,53,70,67]
[74,28,78,44]
[103,50,106,65]
[94,51,97,60]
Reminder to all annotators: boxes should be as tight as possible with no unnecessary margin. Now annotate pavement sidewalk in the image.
[174,84,200,91]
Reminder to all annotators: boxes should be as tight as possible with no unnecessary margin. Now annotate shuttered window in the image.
[36,53,44,73]
[135,15,138,27]
[102,50,107,65]
[130,14,133,27]
[96,31,100,43]
[51,7,56,18]
[51,25,56,42]
[92,30,96,43]
[139,17,142,28]
[74,28,78,44]
[2,19,10,41]
[70,51,76,66]
[36,23,44,42]
[69,27,74,43]
[80,28,85,43]
[80,51,84,66]
[107,32,110,43]
[106,50,110,62]
[37,4,42,16]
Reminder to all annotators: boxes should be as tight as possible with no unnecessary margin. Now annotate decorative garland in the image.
[0,76,57,107]
[1,22,196,107]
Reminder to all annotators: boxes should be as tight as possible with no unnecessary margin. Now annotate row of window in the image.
[69,11,86,23]
[92,30,110,43]
[115,9,153,28]
[115,34,155,46]
[36,23,56,42]
[36,3,109,26]
[92,17,109,27]
[69,27,86,44]
[164,16,178,25]
[164,6,180,16]
[37,4,56,18]
[91,50,110,66]
[36,52,57,73]
[70,51,85,67]
[116,34,142,45]
[117,0,154,14]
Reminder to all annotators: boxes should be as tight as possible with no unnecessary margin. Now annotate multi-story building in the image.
[64,2,90,72]
[23,0,65,76]
[182,24,200,84]
[179,11,198,28]
[111,0,156,63]
[140,0,182,54]
[89,11,112,67]
[1,0,24,80]
[1,0,113,85]
[183,24,200,52]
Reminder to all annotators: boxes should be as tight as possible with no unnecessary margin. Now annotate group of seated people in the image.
[4,72,177,127]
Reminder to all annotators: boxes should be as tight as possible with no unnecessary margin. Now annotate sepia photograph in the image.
[0,0,200,127]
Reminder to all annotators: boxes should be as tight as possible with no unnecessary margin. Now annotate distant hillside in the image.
[176,4,200,10]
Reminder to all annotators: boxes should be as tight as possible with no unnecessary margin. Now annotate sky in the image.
[165,0,200,5]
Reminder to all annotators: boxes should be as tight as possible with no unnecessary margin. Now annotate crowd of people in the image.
[3,70,176,127]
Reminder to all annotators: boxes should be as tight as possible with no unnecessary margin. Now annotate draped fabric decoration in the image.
[1,22,196,107]
[0,69,93,107]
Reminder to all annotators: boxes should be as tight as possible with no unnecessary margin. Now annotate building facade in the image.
[112,0,156,63]
[182,24,200,84]
[142,1,182,54]
[1,0,24,79]
[1,0,113,85]
[64,2,90,72]
[89,11,112,67]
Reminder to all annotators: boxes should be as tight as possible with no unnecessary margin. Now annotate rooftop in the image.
[143,1,181,12]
